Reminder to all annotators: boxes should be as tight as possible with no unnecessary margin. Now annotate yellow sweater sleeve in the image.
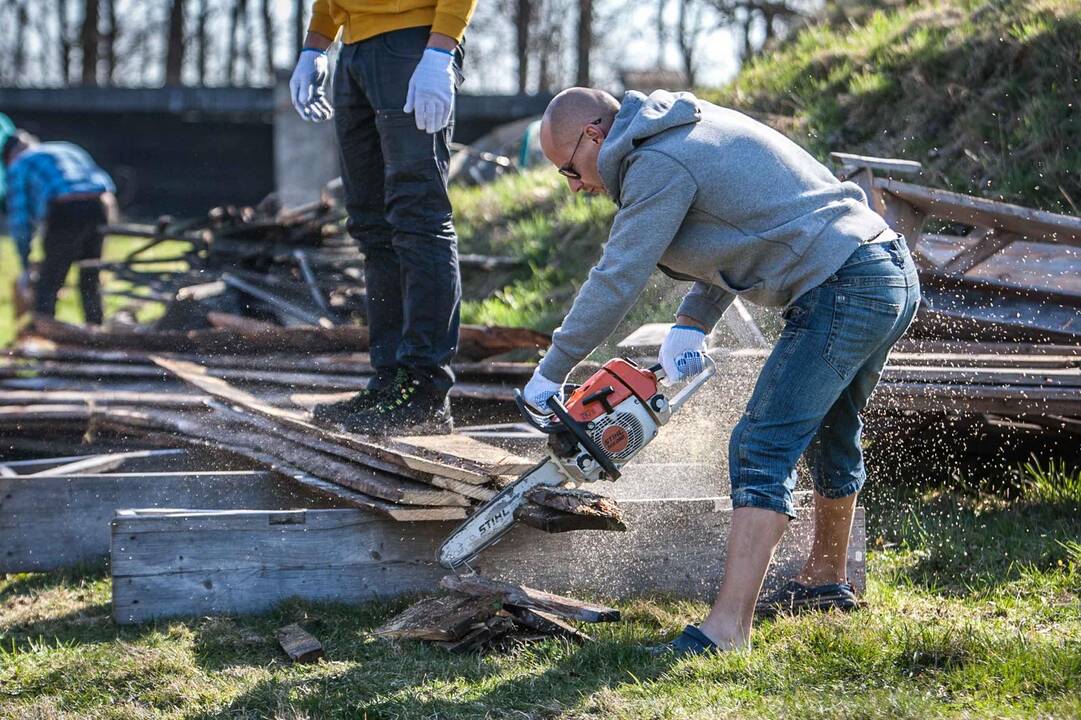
[307,0,340,39]
[431,0,478,41]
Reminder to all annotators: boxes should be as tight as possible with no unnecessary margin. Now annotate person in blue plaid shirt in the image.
[3,129,116,323]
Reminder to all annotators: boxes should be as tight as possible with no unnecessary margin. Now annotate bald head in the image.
[540,87,620,157]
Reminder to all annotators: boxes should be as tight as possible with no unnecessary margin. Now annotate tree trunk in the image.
[13,1,29,80]
[575,0,591,86]
[165,0,185,85]
[260,0,274,81]
[515,0,530,94]
[79,0,99,85]
[294,0,304,56]
[101,0,115,83]
[196,0,209,86]
[677,0,695,87]
[657,0,667,67]
[57,0,72,84]
[227,0,245,84]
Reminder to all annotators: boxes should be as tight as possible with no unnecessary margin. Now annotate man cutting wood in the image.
[520,87,921,654]
[289,0,475,435]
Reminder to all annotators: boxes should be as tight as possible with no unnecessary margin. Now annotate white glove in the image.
[289,49,334,122]
[523,368,563,413]
[658,324,707,386]
[403,48,456,134]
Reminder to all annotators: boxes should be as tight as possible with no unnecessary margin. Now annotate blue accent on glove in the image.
[672,324,706,334]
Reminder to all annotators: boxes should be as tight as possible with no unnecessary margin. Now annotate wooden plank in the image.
[830,152,923,176]
[940,230,1018,275]
[152,356,530,485]
[876,178,1081,246]
[276,624,326,663]
[0,471,334,573]
[873,382,1081,416]
[26,449,187,477]
[204,400,494,503]
[526,487,626,529]
[881,365,1081,388]
[110,498,864,623]
[91,413,468,521]
[617,323,670,351]
[440,575,620,623]
[98,405,470,508]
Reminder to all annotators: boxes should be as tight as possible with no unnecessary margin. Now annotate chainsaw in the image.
[437,355,716,569]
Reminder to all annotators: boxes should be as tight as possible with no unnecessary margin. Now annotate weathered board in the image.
[110,499,866,624]
[0,471,337,573]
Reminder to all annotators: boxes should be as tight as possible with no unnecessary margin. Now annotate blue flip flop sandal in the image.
[646,625,718,657]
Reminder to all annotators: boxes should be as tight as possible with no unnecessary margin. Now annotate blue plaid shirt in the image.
[5,142,115,268]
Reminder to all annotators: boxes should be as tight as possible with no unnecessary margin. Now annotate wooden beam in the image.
[26,449,187,477]
[0,471,335,573]
[940,230,1019,275]
[876,178,1081,246]
[109,501,866,623]
[830,152,923,176]
[152,356,532,485]
[373,594,503,641]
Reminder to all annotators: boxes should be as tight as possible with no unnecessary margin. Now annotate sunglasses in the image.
[558,117,603,180]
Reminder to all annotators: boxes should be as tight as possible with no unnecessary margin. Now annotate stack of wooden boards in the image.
[619,326,1080,430]
[375,575,619,652]
[1,342,626,530]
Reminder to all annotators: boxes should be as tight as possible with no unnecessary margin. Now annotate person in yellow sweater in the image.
[290,0,476,434]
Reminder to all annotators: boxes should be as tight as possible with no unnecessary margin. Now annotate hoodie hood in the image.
[598,89,702,201]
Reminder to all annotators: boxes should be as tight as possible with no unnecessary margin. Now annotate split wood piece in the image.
[25,448,186,477]
[276,624,326,663]
[205,400,494,503]
[92,408,468,520]
[505,606,592,643]
[152,356,532,486]
[374,593,504,641]
[440,575,620,623]
[437,614,517,654]
[32,316,549,361]
[526,487,626,529]
[0,389,204,409]
[515,504,629,534]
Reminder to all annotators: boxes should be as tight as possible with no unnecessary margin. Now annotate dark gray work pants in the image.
[332,26,464,395]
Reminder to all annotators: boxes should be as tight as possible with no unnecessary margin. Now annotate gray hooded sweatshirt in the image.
[537,89,890,381]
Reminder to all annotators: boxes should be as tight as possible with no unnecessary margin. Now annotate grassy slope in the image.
[1,472,1078,719]
[703,0,1081,214]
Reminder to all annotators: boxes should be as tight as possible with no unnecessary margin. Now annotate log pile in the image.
[374,575,618,652]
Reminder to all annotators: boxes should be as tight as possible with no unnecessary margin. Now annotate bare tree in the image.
[704,0,807,62]
[515,0,533,93]
[79,0,100,85]
[101,0,115,82]
[226,0,249,84]
[196,0,210,85]
[260,0,274,79]
[57,0,73,84]
[165,0,185,85]
[675,0,709,85]
[13,1,29,80]
[575,0,591,85]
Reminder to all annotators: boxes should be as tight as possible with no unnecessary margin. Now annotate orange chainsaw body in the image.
[563,359,660,423]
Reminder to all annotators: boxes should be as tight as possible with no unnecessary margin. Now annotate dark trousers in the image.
[36,197,109,324]
[333,26,464,395]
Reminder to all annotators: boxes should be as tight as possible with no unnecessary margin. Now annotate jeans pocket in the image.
[380,26,428,60]
[823,289,903,379]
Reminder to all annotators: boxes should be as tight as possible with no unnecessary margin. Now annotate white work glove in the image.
[658,324,707,386]
[289,49,334,122]
[522,368,563,414]
[403,48,456,134]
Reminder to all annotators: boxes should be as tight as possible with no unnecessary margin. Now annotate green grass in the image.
[0,235,190,348]
[3,463,1078,719]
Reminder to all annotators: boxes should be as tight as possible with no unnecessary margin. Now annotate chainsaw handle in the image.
[667,355,717,412]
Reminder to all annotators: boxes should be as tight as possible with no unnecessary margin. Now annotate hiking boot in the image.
[754,579,862,619]
[334,369,453,436]
[312,372,395,426]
